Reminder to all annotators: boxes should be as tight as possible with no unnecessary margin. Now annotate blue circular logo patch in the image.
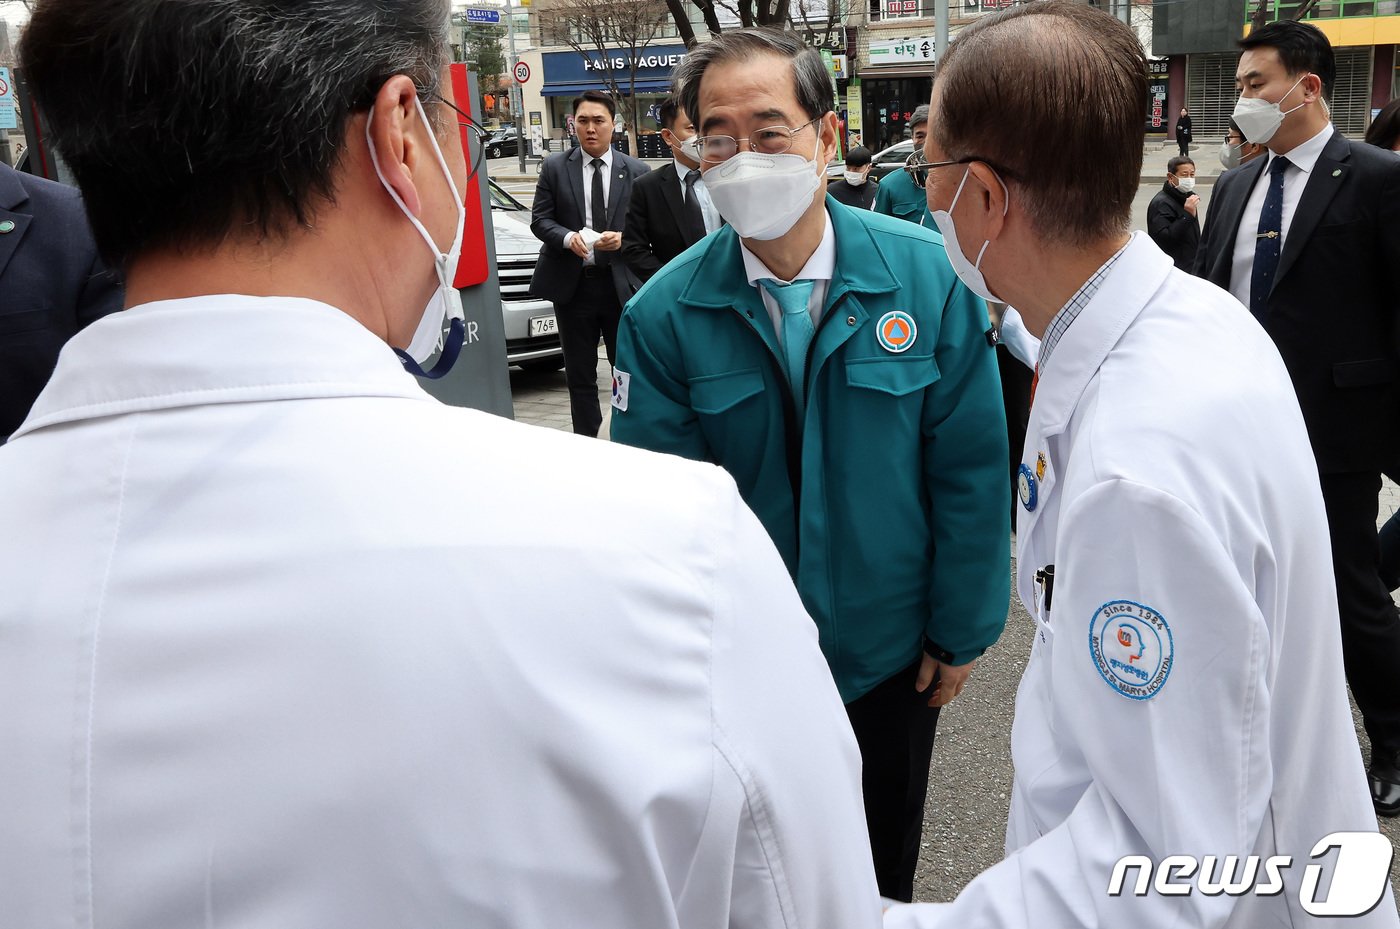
[1017,463,1037,512]
[876,311,918,353]
[1089,600,1173,700]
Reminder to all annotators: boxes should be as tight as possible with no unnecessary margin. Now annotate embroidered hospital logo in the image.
[876,311,917,354]
[1089,600,1173,700]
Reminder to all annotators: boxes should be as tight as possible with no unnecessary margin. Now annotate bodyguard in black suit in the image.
[620,96,719,287]
[0,162,122,441]
[1195,21,1400,816]
[529,91,650,436]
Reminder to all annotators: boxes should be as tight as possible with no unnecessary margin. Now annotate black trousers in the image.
[1177,138,1190,157]
[845,658,940,902]
[1320,471,1400,754]
[555,271,621,437]
[997,344,1033,523]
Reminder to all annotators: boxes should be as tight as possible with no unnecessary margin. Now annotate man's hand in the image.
[1184,194,1200,217]
[595,231,623,252]
[568,233,592,259]
[916,653,976,708]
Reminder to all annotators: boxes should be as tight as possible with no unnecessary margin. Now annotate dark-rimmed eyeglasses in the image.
[904,149,1016,189]
[424,90,489,181]
[694,117,822,165]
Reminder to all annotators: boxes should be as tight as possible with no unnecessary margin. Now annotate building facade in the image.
[1154,0,1398,142]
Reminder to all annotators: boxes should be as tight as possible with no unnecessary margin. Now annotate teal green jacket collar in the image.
[676,198,902,317]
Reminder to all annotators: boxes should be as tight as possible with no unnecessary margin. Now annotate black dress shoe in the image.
[1369,747,1400,818]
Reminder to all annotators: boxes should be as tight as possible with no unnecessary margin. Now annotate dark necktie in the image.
[590,157,609,265]
[1250,155,1290,321]
[683,169,707,242]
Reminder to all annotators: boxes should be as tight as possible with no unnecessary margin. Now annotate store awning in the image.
[857,65,936,79]
[541,79,674,97]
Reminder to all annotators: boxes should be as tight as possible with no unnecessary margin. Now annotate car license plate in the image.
[529,315,558,338]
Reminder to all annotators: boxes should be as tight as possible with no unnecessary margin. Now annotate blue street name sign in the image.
[465,7,502,24]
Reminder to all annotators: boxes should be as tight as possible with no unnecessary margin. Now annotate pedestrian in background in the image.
[1175,105,1192,157]
[0,161,122,443]
[611,27,1009,903]
[529,91,650,436]
[828,145,878,209]
[1195,19,1400,818]
[1145,155,1199,270]
[887,2,1396,924]
[1365,96,1400,152]
[874,105,934,226]
[1,2,883,927]
[1220,118,1268,171]
[619,95,719,288]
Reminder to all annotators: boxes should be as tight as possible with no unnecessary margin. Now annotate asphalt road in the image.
[502,167,1400,908]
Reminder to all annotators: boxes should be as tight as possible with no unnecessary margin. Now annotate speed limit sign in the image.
[513,61,531,84]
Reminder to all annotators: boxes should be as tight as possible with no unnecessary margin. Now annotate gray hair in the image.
[675,28,834,130]
[19,0,450,268]
[910,104,930,129]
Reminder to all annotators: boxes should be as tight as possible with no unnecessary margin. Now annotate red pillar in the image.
[1373,45,1395,108]
[1168,55,1189,141]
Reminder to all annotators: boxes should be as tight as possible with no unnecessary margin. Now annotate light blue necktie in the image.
[760,278,817,415]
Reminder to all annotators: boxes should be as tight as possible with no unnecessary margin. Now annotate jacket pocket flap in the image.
[0,309,49,336]
[689,368,765,414]
[846,354,941,397]
[1333,359,1397,389]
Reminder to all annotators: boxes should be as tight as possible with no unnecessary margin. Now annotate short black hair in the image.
[18,0,449,270]
[1167,156,1195,175]
[1364,97,1400,151]
[845,146,872,167]
[1238,19,1335,98]
[658,95,681,131]
[573,90,617,118]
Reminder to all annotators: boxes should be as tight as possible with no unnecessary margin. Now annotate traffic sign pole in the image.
[506,5,527,174]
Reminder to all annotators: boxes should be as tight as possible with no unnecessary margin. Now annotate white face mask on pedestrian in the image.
[366,95,468,379]
[703,147,826,241]
[1232,73,1310,145]
[928,165,1007,303]
[844,170,868,187]
[1220,141,1244,170]
[1175,175,1196,194]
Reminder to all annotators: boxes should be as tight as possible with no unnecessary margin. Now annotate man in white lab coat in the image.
[0,3,883,928]
[886,2,1398,926]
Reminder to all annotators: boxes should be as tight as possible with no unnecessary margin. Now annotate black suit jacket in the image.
[1194,132,1400,472]
[619,162,707,287]
[529,146,650,307]
[0,164,123,439]
[1146,181,1199,271]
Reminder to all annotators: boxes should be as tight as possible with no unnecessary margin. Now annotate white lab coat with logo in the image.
[887,234,1397,927]
[0,296,884,929]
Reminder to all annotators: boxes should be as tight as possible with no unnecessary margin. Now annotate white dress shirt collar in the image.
[739,211,836,287]
[1269,121,1333,175]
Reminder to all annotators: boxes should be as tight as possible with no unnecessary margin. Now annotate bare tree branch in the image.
[662,0,698,46]
[545,0,671,140]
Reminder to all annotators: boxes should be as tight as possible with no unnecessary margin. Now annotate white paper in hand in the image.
[577,228,604,259]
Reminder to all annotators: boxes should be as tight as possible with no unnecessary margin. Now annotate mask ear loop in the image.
[365,97,469,380]
[950,164,1009,272]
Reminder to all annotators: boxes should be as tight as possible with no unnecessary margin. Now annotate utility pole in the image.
[934,0,948,72]
[506,4,528,174]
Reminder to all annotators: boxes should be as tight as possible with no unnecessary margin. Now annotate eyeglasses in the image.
[903,149,974,189]
[694,118,822,165]
[424,90,489,181]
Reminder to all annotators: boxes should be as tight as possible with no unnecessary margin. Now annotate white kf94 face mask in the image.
[928,165,1008,303]
[1232,73,1309,145]
[367,95,468,379]
[703,151,825,240]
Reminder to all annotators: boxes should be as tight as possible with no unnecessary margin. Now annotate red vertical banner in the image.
[449,63,490,289]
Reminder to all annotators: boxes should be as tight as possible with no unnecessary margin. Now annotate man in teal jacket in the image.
[610,28,1009,903]
[874,104,935,227]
